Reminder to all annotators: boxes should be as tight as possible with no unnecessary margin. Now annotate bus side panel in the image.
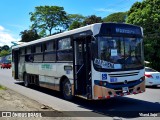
[25,62,74,92]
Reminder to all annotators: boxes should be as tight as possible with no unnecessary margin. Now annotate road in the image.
[0,68,160,120]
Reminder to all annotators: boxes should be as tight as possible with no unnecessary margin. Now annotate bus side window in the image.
[58,38,72,50]
[57,38,73,61]
[31,46,35,53]
[35,44,43,53]
[34,44,43,62]
[20,48,26,55]
[44,41,56,62]
[45,41,55,51]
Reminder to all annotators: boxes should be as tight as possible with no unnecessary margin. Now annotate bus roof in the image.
[12,23,102,49]
[12,22,142,49]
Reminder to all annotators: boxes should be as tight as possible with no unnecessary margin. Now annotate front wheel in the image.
[24,73,29,87]
[62,79,73,100]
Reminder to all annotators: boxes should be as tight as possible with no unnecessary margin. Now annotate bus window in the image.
[36,44,42,53]
[26,46,31,54]
[58,38,72,50]
[45,41,56,51]
[31,46,36,53]
[57,38,73,61]
[20,48,26,55]
[34,44,43,62]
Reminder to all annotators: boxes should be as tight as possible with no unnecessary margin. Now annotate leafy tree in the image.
[68,14,85,22]
[30,6,68,36]
[0,50,10,57]
[68,14,85,25]
[69,21,82,30]
[127,0,160,70]
[20,29,40,42]
[83,15,103,25]
[103,12,127,23]
[2,45,10,51]
[68,14,85,30]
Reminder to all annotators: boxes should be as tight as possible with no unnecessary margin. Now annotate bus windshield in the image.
[94,36,144,70]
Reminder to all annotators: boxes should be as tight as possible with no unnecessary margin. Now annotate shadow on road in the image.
[146,85,160,89]
[15,82,160,118]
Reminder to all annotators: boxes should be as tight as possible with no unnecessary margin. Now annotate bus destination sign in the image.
[115,28,141,35]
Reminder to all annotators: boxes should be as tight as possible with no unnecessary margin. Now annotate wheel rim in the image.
[63,81,72,97]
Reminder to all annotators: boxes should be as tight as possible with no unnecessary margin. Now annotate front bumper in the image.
[93,80,145,100]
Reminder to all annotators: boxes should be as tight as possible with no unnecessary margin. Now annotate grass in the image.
[0,85,7,90]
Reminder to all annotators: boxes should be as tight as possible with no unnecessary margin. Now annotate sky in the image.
[0,0,142,46]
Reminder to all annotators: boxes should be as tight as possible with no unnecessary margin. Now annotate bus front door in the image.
[73,36,92,98]
[13,50,19,79]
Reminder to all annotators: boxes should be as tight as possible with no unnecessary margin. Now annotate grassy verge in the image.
[0,85,7,90]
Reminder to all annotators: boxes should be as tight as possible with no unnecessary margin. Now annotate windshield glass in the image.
[94,36,144,70]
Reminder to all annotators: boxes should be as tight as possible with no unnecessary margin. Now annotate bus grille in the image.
[108,71,139,77]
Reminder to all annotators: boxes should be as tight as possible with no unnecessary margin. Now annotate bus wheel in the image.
[24,73,29,87]
[62,79,73,100]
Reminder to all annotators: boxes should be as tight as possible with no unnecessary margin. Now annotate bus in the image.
[12,23,145,100]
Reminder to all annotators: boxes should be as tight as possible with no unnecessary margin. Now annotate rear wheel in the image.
[24,73,29,87]
[62,78,73,100]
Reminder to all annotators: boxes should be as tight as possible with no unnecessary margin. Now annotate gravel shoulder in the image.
[0,87,73,120]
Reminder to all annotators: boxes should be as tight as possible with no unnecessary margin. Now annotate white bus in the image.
[12,23,145,100]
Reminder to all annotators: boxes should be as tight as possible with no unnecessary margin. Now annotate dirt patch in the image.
[0,89,74,120]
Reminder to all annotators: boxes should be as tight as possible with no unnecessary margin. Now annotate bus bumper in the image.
[93,80,145,100]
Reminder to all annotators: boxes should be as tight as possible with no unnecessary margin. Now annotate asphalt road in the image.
[0,68,160,120]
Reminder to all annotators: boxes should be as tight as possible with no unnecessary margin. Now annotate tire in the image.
[62,78,73,100]
[24,73,29,87]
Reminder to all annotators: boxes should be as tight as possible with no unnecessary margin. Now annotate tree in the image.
[127,0,160,70]
[2,45,10,51]
[103,12,127,23]
[69,21,82,30]
[83,15,103,25]
[68,14,85,30]
[68,14,85,21]
[30,6,68,36]
[0,50,10,57]
[20,29,40,42]
[68,14,85,24]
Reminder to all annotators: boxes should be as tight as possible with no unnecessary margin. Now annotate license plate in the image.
[122,87,129,93]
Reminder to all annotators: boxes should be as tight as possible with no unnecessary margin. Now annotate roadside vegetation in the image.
[0,45,10,57]
[127,0,160,71]
[0,85,7,90]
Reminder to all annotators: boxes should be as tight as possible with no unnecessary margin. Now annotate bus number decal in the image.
[110,78,117,82]
[102,74,107,80]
